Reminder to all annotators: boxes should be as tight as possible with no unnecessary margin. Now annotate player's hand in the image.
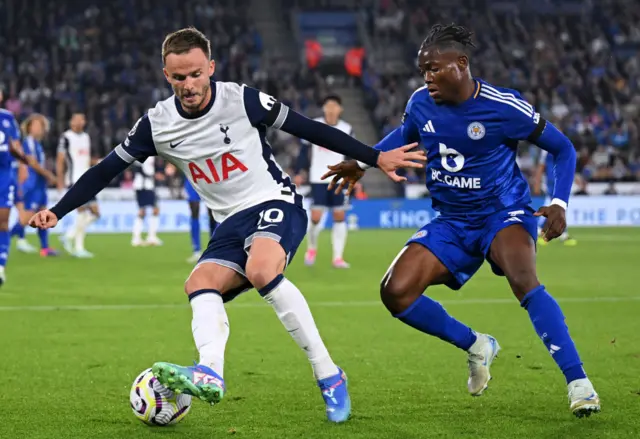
[29,209,59,230]
[376,143,426,182]
[534,204,566,242]
[321,160,365,195]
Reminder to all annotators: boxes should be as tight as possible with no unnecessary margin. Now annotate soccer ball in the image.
[130,368,192,426]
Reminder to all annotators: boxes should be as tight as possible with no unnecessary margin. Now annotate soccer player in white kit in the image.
[56,113,99,258]
[30,27,424,423]
[294,95,353,268]
[131,156,163,246]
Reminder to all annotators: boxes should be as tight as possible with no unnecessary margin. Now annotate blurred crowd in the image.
[363,0,640,185]
[0,0,329,186]
[1,0,639,195]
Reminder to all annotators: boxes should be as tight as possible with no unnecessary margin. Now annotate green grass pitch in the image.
[1,228,639,439]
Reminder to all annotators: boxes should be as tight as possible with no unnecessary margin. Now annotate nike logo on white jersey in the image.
[422,120,435,133]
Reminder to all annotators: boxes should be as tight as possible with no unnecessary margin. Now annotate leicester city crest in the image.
[467,122,485,140]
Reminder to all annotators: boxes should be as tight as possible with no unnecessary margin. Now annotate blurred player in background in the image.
[295,95,352,268]
[57,113,99,258]
[534,150,577,246]
[184,178,216,262]
[10,113,59,256]
[323,24,599,417]
[131,157,163,246]
[30,27,423,422]
[0,90,55,285]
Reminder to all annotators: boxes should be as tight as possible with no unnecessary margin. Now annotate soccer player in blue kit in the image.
[323,24,600,417]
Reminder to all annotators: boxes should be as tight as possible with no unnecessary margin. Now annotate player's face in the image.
[322,100,342,124]
[418,48,468,104]
[70,114,86,132]
[30,118,46,139]
[163,48,215,112]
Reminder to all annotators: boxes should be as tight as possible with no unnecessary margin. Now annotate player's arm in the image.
[46,115,157,222]
[56,135,69,190]
[357,112,421,170]
[504,106,576,209]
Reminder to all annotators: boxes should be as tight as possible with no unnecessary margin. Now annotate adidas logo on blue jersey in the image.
[422,120,435,133]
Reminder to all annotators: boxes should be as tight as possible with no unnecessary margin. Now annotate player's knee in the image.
[333,209,345,222]
[245,265,279,291]
[506,269,539,300]
[380,275,416,313]
[184,270,208,296]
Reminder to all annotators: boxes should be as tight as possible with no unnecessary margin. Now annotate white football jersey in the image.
[133,157,156,191]
[58,130,91,185]
[307,118,354,183]
[115,81,301,223]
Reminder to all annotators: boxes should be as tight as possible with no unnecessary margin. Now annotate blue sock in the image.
[38,228,49,249]
[521,285,586,384]
[394,295,477,351]
[190,217,201,252]
[0,229,9,267]
[10,222,25,239]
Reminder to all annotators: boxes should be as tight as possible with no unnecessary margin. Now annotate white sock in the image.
[308,221,323,251]
[191,292,229,377]
[331,221,347,261]
[132,217,144,242]
[559,230,569,241]
[263,277,339,380]
[148,215,159,240]
[66,214,81,240]
[75,212,97,252]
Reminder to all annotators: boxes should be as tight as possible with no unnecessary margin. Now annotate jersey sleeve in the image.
[113,114,157,164]
[500,92,546,142]
[242,85,289,129]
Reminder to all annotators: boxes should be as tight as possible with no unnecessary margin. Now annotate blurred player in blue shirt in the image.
[534,149,577,246]
[10,114,59,256]
[323,24,599,417]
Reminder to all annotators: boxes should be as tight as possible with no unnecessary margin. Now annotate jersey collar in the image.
[174,80,216,119]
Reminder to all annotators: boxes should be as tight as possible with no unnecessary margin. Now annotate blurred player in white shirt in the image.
[131,156,163,246]
[294,95,353,268]
[56,113,99,258]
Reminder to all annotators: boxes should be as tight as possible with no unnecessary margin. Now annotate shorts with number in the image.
[0,180,15,208]
[407,204,538,290]
[23,188,47,211]
[198,200,308,302]
[136,189,157,208]
[311,183,348,209]
[184,180,200,202]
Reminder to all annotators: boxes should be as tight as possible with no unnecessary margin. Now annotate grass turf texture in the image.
[1,228,638,439]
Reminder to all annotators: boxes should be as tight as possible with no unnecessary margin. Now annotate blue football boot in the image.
[317,367,351,423]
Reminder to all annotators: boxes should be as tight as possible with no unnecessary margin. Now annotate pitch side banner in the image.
[14,195,640,234]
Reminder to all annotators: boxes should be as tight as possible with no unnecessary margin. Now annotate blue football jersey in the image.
[0,109,21,182]
[23,136,47,190]
[402,79,544,215]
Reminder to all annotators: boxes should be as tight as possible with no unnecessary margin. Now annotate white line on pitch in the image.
[0,296,638,312]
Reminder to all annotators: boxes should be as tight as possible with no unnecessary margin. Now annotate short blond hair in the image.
[21,113,49,136]
[162,27,211,64]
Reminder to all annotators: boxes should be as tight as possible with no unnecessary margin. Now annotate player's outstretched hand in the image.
[29,209,59,230]
[534,204,566,241]
[321,160,365,195]
[376,143,426,182]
